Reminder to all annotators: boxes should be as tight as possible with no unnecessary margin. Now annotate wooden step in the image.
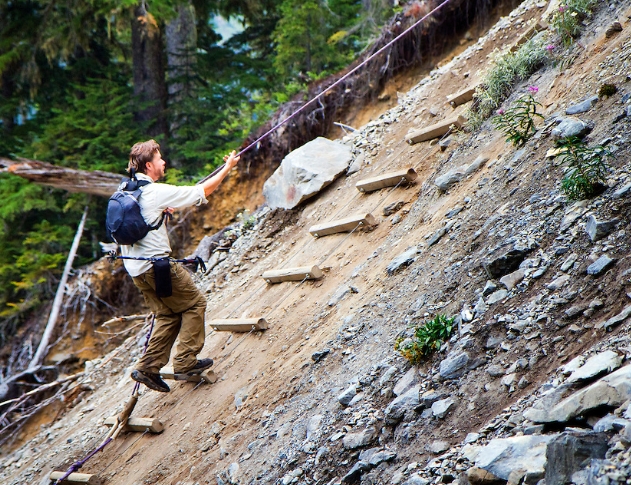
[446,86,477,108]
[210,318,268,332]
[510,20,548,52]
[103,416,164,433]
[356,168,417,193]
[309,213,377,237]
[262,265,323,284]
[160,367,218,384]
[405,115,466,144]
[49,472,100,484]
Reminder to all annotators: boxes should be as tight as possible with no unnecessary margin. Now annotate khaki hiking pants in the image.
[132,262,207,374]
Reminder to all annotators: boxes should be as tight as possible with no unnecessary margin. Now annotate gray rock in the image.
[420,389,448,408]
[341,461,370,483]
[378,366,398,387]
[547,274,570,291]
[560,253,578,272]
[566,96,599,115]
[338,385,358,407]
[465,433,481,444]
[428,440,450,454]
[482,280,498,297]
[499,269,525,291]
[592,413,629,432]
[560,201,589,232]
[482,246,532,279]
[566,351,622,383]
[367,449,396,466]
[427,221,455,247]
[474,297,489,317]
[342,427,377,449]
[446,205,463,219]
[439,352,470,379]
[585,215,618,242]
[612,182,631,199]
[263,137,352,209]
[597,304,631,330]
[524,364,631,423]
[227,463,240,484]
[551,116,593,140]
[487,365,505,377]
[384,386,421,424]
[402,475,429,485]
[435,166,468,191]
[393,367,420,396]
[312,348,331,363]
[473,435,556,480]
[432,397,455,418]
[328,285,358,306]
[544,432,608,485]
[234,386,250,408]
[466,155,489,175]
[306,415,323,441]
[347,153,365,175]
[383,201,405,217]
[586,255,615,276]
[486,290,508,305]
[387,246,420,275]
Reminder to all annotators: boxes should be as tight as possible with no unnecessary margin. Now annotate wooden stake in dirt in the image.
[309,213,377,238]
[262,265,324,283]
[356,168,418,193]
[210,318,269,332]
[48,472,101,484]
[29,206,89,370]
[405,115,466,144]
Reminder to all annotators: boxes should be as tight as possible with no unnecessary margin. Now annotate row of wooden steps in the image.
[309,213,376,237]
[356,168,417,192]
[50,472,100,484]
[447,86,477,108]
[262,265,323,283]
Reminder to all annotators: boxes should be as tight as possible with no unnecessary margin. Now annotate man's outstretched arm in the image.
[200,151,240,198]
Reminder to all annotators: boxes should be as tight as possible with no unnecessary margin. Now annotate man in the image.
[121,139,239,392]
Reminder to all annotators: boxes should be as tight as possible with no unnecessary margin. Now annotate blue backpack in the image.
[106,177,165,246]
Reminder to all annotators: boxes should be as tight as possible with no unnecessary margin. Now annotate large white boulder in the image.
[263,137,352,209]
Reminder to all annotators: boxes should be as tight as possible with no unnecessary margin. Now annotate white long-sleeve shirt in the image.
[120,173,207,277]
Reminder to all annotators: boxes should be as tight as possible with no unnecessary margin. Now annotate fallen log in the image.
[0,157,122,197]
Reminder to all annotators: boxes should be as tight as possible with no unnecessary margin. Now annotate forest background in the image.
[0,0,397,343]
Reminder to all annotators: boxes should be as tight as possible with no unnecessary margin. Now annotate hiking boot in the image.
[131,369,170,393]
[179,358,214,376]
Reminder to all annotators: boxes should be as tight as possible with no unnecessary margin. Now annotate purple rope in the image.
[197,0,451,186]
[54,315,156,483]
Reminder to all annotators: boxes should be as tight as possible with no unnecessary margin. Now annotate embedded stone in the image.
[565,96,599,115]
[585,214,618,242]
[499,269,525,291]
[586,255,615,276]
[551,116,593,140]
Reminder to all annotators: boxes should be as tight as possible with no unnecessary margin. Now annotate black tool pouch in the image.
[153,258,173,298]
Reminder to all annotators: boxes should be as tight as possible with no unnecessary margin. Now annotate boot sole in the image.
[176,359,214,377]
[131,370,170,392]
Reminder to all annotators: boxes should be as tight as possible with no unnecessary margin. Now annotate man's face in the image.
[146,151,166,181]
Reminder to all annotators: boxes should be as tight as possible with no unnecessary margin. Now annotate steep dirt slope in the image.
[3,1,631,484]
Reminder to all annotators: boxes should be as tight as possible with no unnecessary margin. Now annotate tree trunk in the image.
[0,157,121,197]
[131,2,168,139]
[28,206,89,370]
[165,1,197,167]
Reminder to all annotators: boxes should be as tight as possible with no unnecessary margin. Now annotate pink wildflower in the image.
[546,44,555,51]
[558,5,566,12]
[497,108,505,115]
[528,86,539,93]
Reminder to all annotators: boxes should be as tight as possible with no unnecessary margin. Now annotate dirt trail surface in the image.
[3,1,631,484]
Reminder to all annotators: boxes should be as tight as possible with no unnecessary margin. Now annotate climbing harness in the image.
[107,252,207,274]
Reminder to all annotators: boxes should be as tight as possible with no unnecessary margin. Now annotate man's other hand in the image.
[223,150,240,170]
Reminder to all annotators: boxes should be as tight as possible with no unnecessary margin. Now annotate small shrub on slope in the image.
[395,314,455,365]
[551,0,598,46]
[492,90,544,146]
[558,136,612,200]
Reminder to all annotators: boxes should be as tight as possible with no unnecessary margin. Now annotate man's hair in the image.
[127,140,160,174]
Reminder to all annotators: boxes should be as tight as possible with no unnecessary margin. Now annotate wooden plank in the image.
[103,416,164,433]
[446,86,477,108]
[49,472,101,484]
[510,20,549,52]
[262,265,323,284]
[210,318,268,332]
[356,168,418,193]
[309,213,377,237]
[405,115,466,144]
[160,367,218,384]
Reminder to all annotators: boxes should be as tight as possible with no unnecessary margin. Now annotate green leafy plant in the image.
[237,210,257,232]
[598,83,617,97]
[492,90,543,146]
[551,0,598,46]
[394,314,455,365]
[467,36,549,129]
[557,136,611,200]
